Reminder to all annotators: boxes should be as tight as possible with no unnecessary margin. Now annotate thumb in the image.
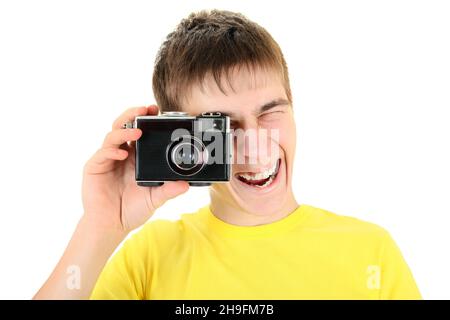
[150,181,190,209]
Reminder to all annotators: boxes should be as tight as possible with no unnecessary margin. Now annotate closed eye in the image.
[259,109,285,121]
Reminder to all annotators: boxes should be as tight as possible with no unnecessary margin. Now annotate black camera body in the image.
[132,111,232,187]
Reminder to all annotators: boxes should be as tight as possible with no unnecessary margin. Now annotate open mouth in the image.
[235,159,281,188]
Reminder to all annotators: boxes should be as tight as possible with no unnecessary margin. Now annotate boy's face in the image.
[182,66,297,217]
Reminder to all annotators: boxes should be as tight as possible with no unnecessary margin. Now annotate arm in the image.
[34,106,189,299]
[33,217,126,299]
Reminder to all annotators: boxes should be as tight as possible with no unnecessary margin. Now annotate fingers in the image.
[112,105,159,130]
[84,147,129,174]
[105,105,159,149]
[86,105,160,175]
[148,181,190,209]
[91,147,129,166]
[102,128,142,149]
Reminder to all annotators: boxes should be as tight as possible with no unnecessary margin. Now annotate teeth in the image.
[237,160,278,181]
[256,175,274,188]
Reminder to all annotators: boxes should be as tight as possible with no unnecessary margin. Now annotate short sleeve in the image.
[90,224,153,300]
[379,231,422,299]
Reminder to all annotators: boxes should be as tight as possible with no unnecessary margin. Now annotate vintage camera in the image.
[126,111,232,187]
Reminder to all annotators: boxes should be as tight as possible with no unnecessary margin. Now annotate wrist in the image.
[78,214,129,246]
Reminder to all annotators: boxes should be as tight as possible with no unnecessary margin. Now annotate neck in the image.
[209,190,299,227]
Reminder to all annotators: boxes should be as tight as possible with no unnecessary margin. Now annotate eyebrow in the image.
[214,98,290,119]
[257,98,290,114]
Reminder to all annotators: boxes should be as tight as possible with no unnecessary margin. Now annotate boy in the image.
[35,9,421,299]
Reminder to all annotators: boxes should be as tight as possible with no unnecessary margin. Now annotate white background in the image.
[0,0,449,299]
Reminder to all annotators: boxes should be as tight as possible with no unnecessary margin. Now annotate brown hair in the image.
[152,9,292,112]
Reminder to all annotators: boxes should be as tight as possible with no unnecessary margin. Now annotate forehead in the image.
[182,66,287,115]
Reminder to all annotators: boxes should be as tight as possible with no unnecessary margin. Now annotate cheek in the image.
[266,117,296,158]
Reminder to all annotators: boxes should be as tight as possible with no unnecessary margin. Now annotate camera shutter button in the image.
[162,111,189,117]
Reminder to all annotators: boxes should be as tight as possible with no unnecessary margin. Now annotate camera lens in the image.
[172,143,201,170]
[167,136,208,176]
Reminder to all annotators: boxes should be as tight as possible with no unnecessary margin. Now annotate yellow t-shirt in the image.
[90,204,421,299]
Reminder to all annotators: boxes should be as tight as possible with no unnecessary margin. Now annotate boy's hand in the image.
[81,105,189,235]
